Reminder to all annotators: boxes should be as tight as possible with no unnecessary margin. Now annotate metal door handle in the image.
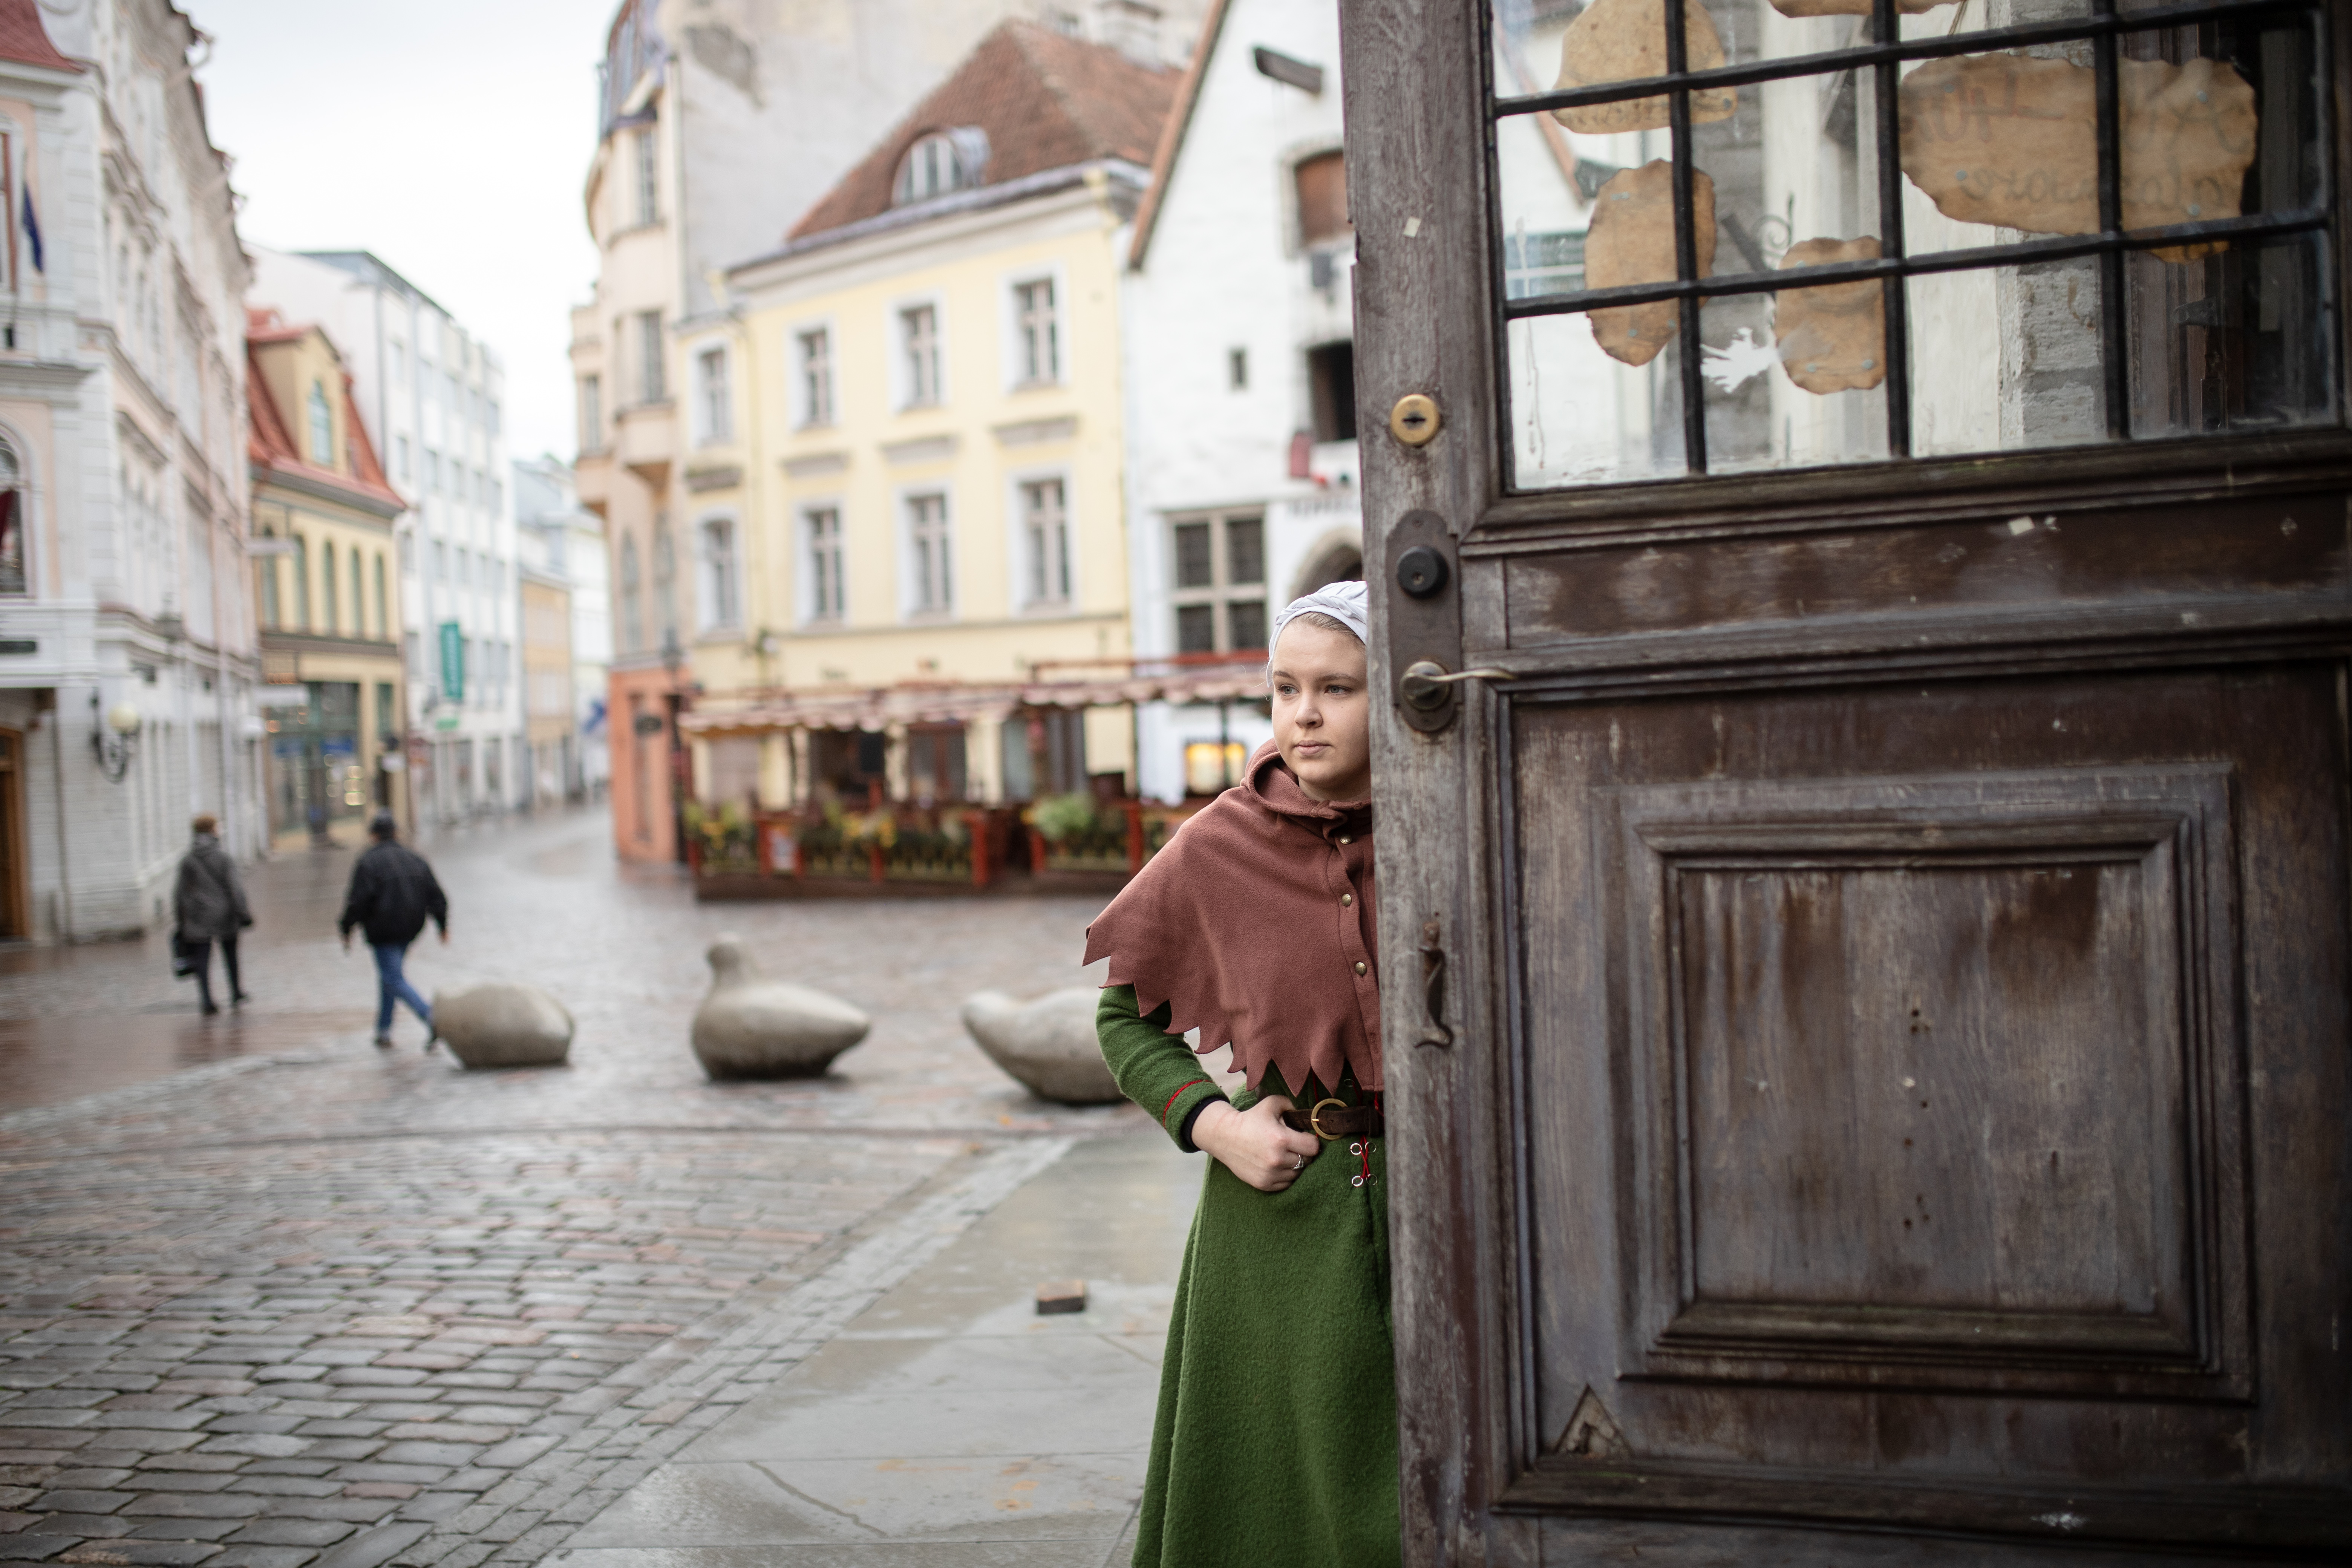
[1400,660,1512,713]
[1417,917,1453,1049]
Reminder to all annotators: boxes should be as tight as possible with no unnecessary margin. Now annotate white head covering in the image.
[1269,579,1368,652]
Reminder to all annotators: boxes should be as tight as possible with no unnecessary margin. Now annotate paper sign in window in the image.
[1774,237,1885,394]
[1551,0,1735,135]
[1586,161,1717,367]
[1899,54,2257,263]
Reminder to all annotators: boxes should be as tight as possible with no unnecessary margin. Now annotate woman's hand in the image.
[1192,1096,1322,1192]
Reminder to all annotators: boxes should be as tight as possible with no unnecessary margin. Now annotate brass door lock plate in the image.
[1389,393,1441,446]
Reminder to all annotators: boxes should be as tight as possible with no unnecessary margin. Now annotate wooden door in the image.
[1341,0,2352,1560]
[0,726,23,938]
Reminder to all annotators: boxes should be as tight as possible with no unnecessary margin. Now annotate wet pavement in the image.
[0,809,1187,1568]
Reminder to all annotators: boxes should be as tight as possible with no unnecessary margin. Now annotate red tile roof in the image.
[0,0,79,74]
[788,20,1177,243]
[246,315,404,512]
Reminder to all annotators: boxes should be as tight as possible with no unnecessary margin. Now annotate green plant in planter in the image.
[685,799,756,873]
[1033,791,1102,844]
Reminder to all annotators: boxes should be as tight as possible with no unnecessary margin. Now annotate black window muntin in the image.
[1485,0,2339,481]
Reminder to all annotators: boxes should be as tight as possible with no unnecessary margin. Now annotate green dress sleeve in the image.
[1096,984,1230,1152]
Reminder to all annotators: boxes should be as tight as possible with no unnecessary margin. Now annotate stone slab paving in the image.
[0,813,1172,1567]
[547,1132,1193,1568]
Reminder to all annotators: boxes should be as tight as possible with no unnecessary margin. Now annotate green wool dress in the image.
[1097,982,1399,1568]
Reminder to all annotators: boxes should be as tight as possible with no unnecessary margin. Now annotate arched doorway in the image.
[1290,533,1362,601]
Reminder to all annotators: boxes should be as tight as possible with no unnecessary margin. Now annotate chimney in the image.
[1095,0,1162,66]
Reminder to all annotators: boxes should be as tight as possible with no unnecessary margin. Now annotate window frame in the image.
[897,299,945,409]
[1013,470,1074,610]
[577,375,603,454]
[1165,508,1269,655]
[901,488,954,619]
[695,511,740,632]
[1482,0,2344,493]
[794,322,836,428]
[694,343,732,444]
[1007,271,1064,388]
[801,501,847,625]
[637,311,666,404]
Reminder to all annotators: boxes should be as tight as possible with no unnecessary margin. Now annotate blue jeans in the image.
[372,942,433,1037]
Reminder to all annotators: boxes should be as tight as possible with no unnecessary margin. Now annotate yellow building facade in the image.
[670,21,1176,811]
[246,313,410,845]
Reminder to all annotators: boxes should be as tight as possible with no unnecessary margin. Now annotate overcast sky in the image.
[191,0,611,465]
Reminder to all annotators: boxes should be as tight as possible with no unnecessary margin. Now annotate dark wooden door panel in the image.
[1507,663,2349,1554]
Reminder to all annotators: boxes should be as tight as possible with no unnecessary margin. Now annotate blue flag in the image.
[20,186,40,274]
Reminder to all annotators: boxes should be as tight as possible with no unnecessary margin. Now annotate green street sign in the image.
[438,621,465,701]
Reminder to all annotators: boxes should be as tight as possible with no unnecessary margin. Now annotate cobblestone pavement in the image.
[0,812,1150,1567]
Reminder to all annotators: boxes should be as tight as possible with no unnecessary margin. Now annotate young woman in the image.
[1086,580,1397,1568]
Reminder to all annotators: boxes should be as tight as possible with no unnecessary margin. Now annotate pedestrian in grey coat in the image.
[174,814,252,1015]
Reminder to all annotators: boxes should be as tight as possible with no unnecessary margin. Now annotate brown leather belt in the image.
[1281,1098,1383,1140]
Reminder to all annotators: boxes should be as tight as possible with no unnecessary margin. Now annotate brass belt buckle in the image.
[1308,1097,1348,1141]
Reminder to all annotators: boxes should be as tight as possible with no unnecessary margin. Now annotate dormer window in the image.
[306,381,334,467]
[893,128,988,206]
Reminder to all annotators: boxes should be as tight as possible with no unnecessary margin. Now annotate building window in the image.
[900,305,940,407]
[1020,478,1069,606]
[1295,150,1349,247]
[633,126,658,225]
[805,505,844,622]
[906,492,951,616]
[374,554,388,640]
[798,329,833,427]
[577,375,602,453]
[696,347,731,443]
[322,541,340,633]
[259,530,279,626]
[619,533,642,653]
[1169,512,1266,654]
[306,381,334,465]
[698,517,738,630]
[352,549,366,637]
[289,536,309,628]
[638,311,665,404]
[1013,278,1058,385]
[652,518,676,642]
[0,436,22,595]
[1228,347,1248,392]
[1307,341,1357,442]
[894,130,982,206]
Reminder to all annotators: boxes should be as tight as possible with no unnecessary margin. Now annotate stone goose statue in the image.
[432,982,574,1069]
[691,934,871,1080]
[961,987,1122,1104]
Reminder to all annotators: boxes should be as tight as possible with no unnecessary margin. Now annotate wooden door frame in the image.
[1338,0,2352,1562]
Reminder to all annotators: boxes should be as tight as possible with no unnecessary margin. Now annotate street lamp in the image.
[659,628,684,689]
[92,694,140,783]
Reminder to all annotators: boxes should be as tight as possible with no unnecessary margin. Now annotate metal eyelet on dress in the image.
[1351,1174,1366,1188]
[1349,1141,1363,1157]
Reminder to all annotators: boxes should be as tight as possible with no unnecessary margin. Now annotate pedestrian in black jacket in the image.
[338,811,449,1049]
[174,814,251,1014]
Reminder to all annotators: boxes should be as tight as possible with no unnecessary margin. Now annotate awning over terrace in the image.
[675,661,1270,738]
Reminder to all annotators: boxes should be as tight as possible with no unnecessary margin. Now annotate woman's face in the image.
[1269,618,1373,802]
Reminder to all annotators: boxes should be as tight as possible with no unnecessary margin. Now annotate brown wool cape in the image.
[1084,740,1380,1094]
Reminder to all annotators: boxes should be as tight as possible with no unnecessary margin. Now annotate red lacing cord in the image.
[1357,1088,1380,1187]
